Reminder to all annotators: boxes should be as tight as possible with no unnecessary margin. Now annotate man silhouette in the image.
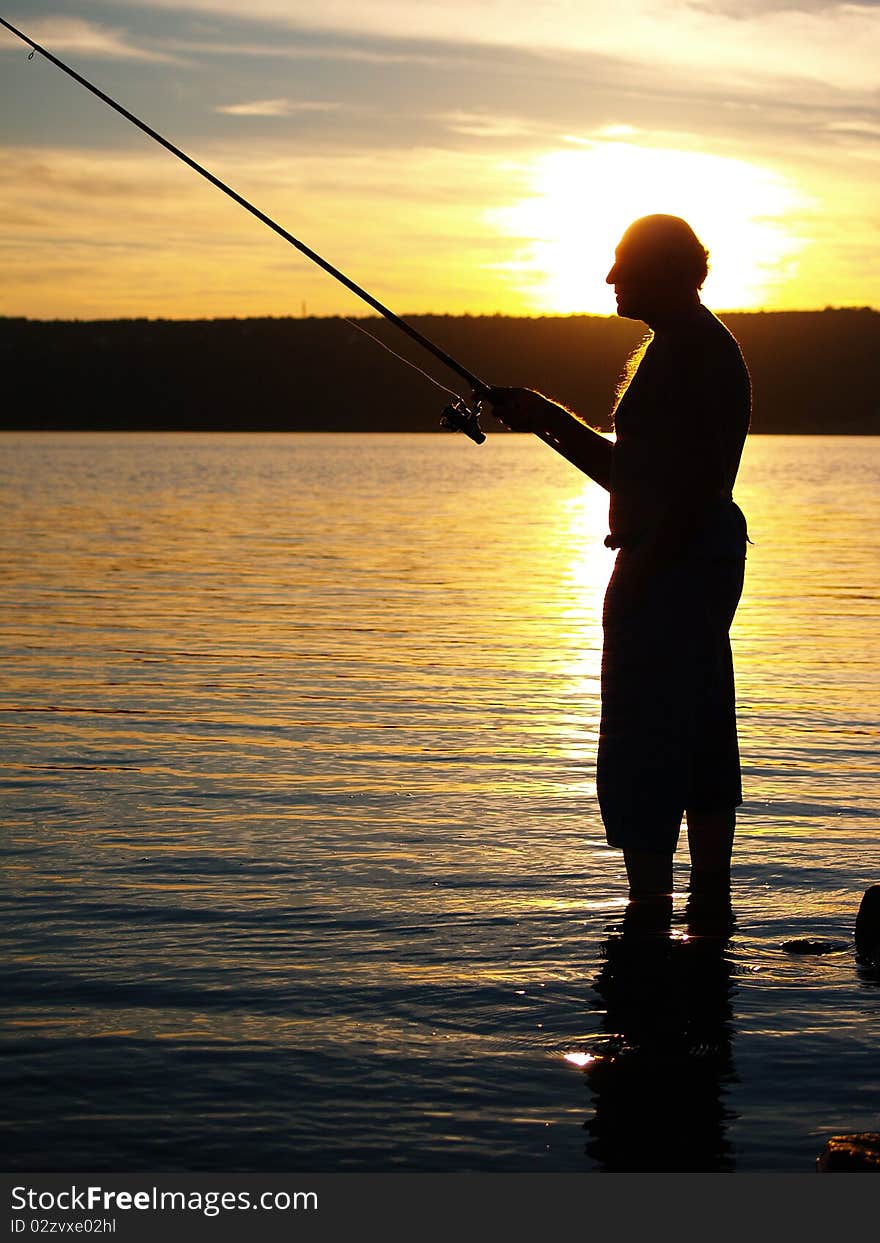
[489,215,750,913]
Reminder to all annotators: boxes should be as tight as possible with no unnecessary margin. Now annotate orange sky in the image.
[1,2,878,318]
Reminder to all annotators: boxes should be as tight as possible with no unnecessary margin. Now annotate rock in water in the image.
[855,885,880,961]
[781,938,848,955]
[817,1133,880,1172]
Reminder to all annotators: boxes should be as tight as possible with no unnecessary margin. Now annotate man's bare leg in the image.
[624,850,674,898]
[686,808,735,897]
[622,850,674,930]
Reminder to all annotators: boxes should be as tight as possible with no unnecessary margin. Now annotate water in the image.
[1,432,877,1172]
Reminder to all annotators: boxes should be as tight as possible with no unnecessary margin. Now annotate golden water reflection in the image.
[1,432,877,1171]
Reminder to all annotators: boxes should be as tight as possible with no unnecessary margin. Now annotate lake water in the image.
[1,432,877,1172]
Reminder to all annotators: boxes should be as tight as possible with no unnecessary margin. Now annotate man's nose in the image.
[606,263,618,285]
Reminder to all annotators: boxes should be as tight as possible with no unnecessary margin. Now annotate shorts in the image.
[597,501,747,853]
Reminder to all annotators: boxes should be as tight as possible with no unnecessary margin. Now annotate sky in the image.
[1,0,878,318]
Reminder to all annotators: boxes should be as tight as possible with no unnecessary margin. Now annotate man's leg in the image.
[686,807,735,895]
[622,850,673,930]
[623,850,674,898]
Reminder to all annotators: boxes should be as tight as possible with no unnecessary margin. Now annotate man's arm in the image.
[487,388,613,491]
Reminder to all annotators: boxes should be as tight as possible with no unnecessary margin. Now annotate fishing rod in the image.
[0,14,488,443]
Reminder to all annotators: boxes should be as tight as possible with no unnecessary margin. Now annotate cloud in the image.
[171,36,451,65]
[439,112,537,140]
[216,99,340,116]
[10,6,875,164]
[2,4,876,315]
[824,119,880,138]
[0,143,537,318]
[108,1,880,91]
[1,16,182,63]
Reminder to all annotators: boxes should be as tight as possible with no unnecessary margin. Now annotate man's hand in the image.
[486,386,613,491]
[487,386,558,433]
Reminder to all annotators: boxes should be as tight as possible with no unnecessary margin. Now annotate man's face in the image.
[606,232,657,322]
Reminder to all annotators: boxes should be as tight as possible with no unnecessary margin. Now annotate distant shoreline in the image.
[2,428,876,437]
[3,309,877,435]
[4,308,876,323]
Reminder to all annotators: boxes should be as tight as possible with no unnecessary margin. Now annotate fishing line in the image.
[1,14,488,442]
[342,317,463,401]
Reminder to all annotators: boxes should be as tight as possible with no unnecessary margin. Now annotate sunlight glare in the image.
[564,1052,597,1068]
[490,142,805,312]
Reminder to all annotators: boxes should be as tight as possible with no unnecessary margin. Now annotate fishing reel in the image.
[440,395,486,445]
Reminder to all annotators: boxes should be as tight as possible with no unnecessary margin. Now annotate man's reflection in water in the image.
[584,896,738,1172]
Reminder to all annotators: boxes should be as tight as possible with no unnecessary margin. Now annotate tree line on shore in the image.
[1,308,877,434]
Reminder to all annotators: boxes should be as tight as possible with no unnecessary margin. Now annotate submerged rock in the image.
[855,885,880,962]
[781,938,848,955]
[782,885,880,961]
[817,1133,880,1172]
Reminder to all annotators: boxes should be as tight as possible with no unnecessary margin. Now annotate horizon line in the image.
[2,306,877,324]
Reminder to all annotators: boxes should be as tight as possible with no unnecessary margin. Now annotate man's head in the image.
[606,215,709,324]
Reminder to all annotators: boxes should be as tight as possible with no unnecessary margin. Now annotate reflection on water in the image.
[585,900,737,1172]
[0,433,878,1171]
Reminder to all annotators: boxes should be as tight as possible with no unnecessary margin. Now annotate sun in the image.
[490,141,806,313]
